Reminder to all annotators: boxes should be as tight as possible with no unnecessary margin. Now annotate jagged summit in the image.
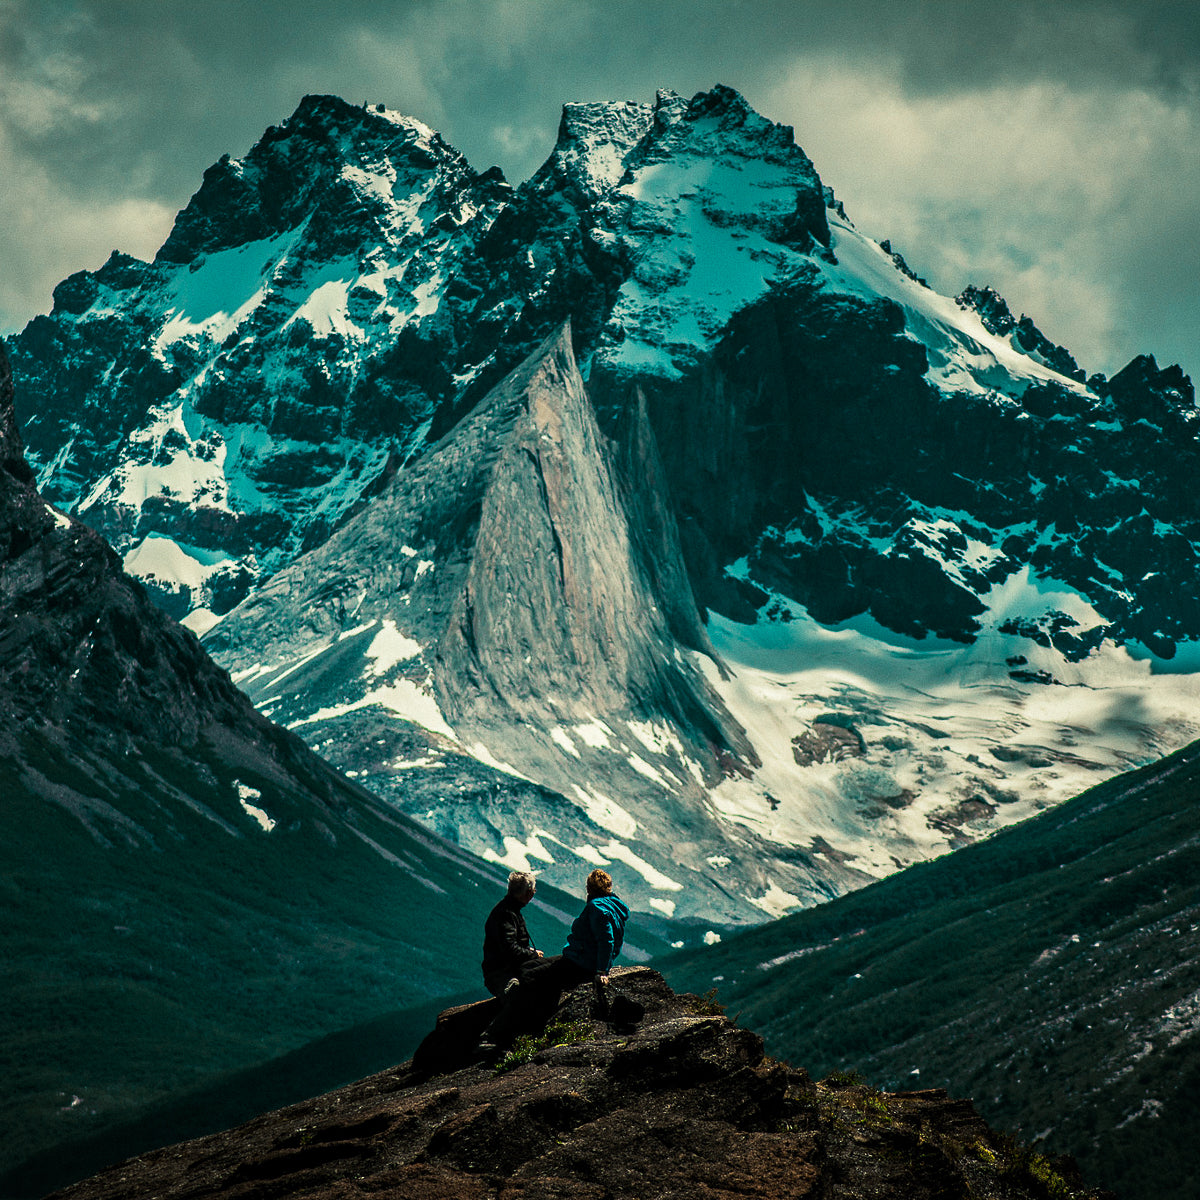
[541,98,654,204]
[955,283,1087,382]
[9,90,513,623]
[581,84,831,382]
[36,968,1112,1200]
[157,93,483,264]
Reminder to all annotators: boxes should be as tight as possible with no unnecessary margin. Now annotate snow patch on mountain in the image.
[365,620,422,673]
[693,574,1200,884]
[235,783,276,833]
[290,678,455,740]
[123,534,236,594]
[153,228,301,353]
[482,830,557,873]
[570,784,639,839]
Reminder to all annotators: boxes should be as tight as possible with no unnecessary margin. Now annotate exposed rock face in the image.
[435,327,721,737]
[43,968,1111,1200]
[0,345,248,743]
[206,325,854,925]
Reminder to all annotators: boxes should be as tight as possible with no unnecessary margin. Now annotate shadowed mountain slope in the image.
[660,733,1200,1200]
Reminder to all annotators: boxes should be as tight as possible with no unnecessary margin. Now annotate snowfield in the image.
[696,580,1200,882]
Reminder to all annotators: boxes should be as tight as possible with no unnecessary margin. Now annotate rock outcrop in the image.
[43,968,1111,1200]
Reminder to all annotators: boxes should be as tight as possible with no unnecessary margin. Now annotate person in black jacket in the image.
[481,869,630,1051]
[481,870,542,997]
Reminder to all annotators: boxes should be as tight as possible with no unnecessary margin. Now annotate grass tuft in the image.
[493,1018,594,1075]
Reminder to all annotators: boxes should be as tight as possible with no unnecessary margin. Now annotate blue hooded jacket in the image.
[562,893,629,974]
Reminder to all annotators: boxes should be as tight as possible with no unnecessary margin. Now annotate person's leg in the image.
[485,955,579,1046]
[484,957,597,1048]
[483,970,517,998]
[483,957,557,1047]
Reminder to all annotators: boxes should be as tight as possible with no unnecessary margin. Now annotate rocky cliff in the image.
[39,968,1112,1200]
[204,328,854,926]
[205,324,873,925]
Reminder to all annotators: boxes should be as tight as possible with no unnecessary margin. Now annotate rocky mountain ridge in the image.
[37,968,1113,1200]
[7,85,1200,926]
[8,93,511,621]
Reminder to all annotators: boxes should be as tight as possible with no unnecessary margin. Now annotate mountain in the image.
[28,968,1114,1200]
[7,85,1200,928]
[203,321,859,929]
[0,343,681,1177]
[659,730,1200,1200]
[5,95,518,627]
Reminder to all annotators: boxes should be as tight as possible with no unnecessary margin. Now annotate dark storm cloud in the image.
[0,0,1196,379]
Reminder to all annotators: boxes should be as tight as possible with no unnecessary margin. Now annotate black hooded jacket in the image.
[481,894,538,980]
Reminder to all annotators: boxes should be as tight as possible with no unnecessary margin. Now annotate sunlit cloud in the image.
[0,135,173,331]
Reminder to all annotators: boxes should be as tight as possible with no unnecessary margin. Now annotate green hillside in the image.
[0,719,608,1184]
[0,987,473,1200]
[661,737,1200,1200]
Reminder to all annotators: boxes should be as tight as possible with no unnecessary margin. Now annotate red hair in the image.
[586,869,613,897]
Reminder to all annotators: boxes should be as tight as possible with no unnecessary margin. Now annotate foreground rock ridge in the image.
[7,83,1200,927]
[45,968,1111,1200]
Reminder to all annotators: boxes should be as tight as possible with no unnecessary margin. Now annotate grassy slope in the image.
[0,990,472,1200]
[0,718,566,1181]
[660,738,1200,1200]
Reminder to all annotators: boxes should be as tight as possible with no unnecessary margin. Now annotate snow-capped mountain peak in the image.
[8,84,1200,926]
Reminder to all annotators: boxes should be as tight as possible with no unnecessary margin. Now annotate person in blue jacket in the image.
[560,868,629,985]
[481,869,629,1049]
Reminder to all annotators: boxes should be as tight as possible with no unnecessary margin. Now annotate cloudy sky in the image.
[1,0,1196,382]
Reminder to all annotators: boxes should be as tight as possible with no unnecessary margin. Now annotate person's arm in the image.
[501,909,538,964]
